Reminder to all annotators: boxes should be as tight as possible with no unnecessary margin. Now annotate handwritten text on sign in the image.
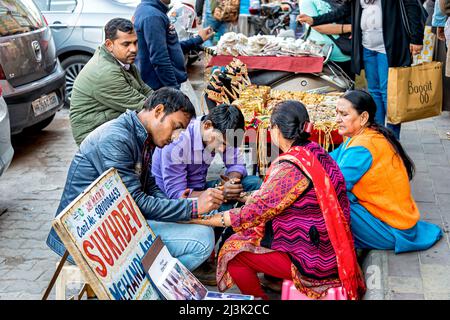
[61,170,159,300]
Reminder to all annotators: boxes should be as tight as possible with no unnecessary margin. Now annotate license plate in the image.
[32,92,59,117]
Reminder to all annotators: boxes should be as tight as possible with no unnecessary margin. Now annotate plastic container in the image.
[281,280,348,300]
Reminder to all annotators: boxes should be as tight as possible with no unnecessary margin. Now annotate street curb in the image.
[362,250,390,300]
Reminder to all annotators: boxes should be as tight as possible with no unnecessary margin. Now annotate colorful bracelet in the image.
[221,211,225,227]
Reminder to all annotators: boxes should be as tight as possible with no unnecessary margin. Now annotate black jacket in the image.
[312,0,425,74]
[134,0,203,90]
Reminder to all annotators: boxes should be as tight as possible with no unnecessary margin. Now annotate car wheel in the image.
[26,114,56,132]
[60,54,91,106]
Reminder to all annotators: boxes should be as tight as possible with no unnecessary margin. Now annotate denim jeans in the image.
[203,0,228,47]
[147,220,215,271]
[362,47,401,140]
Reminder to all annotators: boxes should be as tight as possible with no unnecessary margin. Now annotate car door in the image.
[34,0,82,55]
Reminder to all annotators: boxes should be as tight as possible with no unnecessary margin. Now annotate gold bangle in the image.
[221,212,225,227]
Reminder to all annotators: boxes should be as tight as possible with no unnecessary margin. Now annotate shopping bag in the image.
[413,26,436,65]
[387,61,443,124]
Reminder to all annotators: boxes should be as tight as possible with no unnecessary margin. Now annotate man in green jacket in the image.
[70,18,153,146]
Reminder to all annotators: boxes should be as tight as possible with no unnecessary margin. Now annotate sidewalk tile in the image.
[422,143,445,155]
[390,293,425,300]
[388,276,423,294]
[428,166,450,194]
[423,153,450,167]
[423,292,450,300]
[417,202,442,221]
[421,264,450,294]
[411,174,436,202]
[419,237,450,266]
[387,252,421,278]
[420,134,441,144]
[412,159,429,173]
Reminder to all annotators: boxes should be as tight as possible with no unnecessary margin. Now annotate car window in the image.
[34,0,50,11]
[112,0,140,7]
[0,0,45,37]
[49,0,77,12]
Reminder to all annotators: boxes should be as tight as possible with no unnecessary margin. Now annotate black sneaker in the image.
[192,261,217,286]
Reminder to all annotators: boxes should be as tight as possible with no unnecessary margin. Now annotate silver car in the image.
[0,86,13,177]
[34,0,139,102]
[0,0,66,134]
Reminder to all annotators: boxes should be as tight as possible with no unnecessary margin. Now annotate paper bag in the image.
[387,61,443,124]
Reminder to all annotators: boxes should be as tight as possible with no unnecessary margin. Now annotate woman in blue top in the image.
[330,90,442,253]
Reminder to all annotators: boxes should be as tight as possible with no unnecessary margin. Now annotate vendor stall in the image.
[204,58,343,175]
[207,32,326,73]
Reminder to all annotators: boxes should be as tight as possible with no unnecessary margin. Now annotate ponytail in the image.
[369,123,415,180]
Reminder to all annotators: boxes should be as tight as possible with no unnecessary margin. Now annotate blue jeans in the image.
[147,220,215,271]
[362,48,401,140]
[203,0,228,47]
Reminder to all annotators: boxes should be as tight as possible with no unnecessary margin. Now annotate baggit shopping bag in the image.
[413,26,436,65]
[387,61,443,124]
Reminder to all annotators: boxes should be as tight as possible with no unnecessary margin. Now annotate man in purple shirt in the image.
[152,104,262,284]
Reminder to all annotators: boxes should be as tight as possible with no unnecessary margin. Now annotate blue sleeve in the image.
[432,0,447,27]
[142,16,179,87]
[157,141,190,199]
[223,146,248,178]
[180,35,203,54]
[97,134,193,222]
[146,176,168,199]
[330,145,373,191]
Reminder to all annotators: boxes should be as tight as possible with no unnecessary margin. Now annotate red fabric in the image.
[280,147,366,300]
[227,251,292,300]
[208,55,324,73]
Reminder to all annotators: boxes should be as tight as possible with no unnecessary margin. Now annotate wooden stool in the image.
[42,251,96,300]
[55,264,85,300]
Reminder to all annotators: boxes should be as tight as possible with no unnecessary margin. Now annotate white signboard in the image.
[53,168,160,300]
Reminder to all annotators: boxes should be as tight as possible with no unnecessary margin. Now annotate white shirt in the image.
[116,58,131,71]
[360,0,386,54]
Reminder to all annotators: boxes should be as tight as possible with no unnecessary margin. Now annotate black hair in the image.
[342,89,415,180]
[144,87,196,118]
[105,18,134,41]
[204,104,245,134]
[270,100,311,145]
[204,104,245,147]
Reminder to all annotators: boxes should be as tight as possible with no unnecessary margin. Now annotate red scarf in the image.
[278,145,366,300]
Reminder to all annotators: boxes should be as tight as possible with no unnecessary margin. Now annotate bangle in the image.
[341,24,344,34]
[221,211,225,227]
